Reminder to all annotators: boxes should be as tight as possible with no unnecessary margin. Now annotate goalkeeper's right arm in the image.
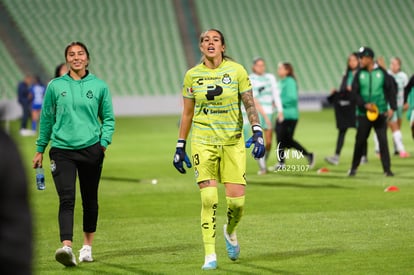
[178,98,195,140]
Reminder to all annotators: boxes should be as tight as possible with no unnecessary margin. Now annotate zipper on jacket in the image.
[70,80,76,111]
[368,71,372,103]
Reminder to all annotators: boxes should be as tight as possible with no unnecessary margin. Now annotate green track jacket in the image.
[279,76,299,120]
[36,72,115,153]
[352,65,397,116]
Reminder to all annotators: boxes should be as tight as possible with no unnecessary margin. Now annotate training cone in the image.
[317,167,329,174]
[384,185,399,192]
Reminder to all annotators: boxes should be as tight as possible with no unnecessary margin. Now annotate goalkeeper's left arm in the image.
[241,90,265,159]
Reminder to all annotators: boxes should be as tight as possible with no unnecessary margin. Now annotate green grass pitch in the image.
[11,109,414,274]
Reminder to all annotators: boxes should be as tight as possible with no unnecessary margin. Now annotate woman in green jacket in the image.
[275,62,314,169]
[32,42,115,267]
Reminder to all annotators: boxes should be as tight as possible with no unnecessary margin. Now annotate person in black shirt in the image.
[325,53,367,165]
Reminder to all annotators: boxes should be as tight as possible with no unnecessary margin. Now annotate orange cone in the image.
[317,167,329,174]
[384,186,399,192]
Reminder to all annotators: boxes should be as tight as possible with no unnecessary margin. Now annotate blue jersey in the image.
[31,84,45,107]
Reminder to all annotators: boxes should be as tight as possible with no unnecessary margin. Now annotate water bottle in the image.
[36,166,45,190]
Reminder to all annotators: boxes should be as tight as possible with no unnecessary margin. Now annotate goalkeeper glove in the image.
[173,139,192,174]
[245,125,265,159]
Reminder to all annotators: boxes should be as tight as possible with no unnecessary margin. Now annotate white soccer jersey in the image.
[249,73,282,114]
[389,70,408,107]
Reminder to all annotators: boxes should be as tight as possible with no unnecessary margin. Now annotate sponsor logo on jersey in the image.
[197,76,221,86]
[210,109,229,114]
[186,87,193,94]
[258,86,265,93]
[202,107,229,115]
[222,73,231,84]
[205,85,223,100]
[61,91,67,97]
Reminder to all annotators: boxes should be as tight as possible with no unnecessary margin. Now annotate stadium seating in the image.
[2,0,187,96]
[1,0,413,100]
[0,40,22,99]
[194,0,414,93]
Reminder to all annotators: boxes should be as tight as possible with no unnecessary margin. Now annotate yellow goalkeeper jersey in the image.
[182,59,252,145]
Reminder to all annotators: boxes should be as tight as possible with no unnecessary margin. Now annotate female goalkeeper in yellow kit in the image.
[173,29,265,270]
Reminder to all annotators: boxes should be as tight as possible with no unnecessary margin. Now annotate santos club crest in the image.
[86,90,93,99]
[222,73,231,84]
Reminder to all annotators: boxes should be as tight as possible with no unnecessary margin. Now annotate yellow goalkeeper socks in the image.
[225,196,245,234]
[200,187,218,256]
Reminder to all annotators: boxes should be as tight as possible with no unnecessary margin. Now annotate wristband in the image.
[252,125,263,133]
[176,139,186,148]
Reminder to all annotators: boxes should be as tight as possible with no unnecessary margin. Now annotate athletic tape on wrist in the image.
[176,139,186,148]
[252,125,263,133]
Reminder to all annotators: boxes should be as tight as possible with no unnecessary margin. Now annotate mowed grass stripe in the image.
[9,109,414,274]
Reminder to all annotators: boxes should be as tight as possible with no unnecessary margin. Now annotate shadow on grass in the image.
[219,261,299,275]
[76,244,196,274]
[231,247,340,274]
[101,176,141,183]
[249,180,354,190]
[80,262,164,275]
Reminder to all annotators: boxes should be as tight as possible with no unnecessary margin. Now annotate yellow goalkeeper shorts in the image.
[191,137,246,185]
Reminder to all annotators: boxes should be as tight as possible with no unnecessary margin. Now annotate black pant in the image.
[335,129,347,155]
[19,102,31,129]
[275,119,309,163]
[351,115,390,172]
[49,143,104,242]
[335,128,367,156]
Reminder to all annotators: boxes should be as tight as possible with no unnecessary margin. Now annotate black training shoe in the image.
[307,153,315,169]
[384,171,394,177]
[348,169,357,176]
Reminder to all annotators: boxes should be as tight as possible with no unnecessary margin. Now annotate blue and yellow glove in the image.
[173,139,192,174]
[245,125,265,159]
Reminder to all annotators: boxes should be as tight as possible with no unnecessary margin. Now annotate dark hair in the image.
[35,75,43,86]
[281,62,296,80]
[64,41,90,66]
[54,63,66,78]
[346,52,359,72]
[199,29,232,61]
